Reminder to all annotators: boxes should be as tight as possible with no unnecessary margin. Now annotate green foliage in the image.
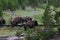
[54,11,60,25]
[43,30,57,40]
[25,28,41,40]
[42,4,51,26]
[1,0,9,10]
[15,31,21,36]
[0,0,60,11]
[18,0,26,10]
[49,0,60,8]
[0,0,20,11]
[8,0,19,11]
[34,32,41,40]
[25,28,32,40]
[25,27,57,40]
[15,27,24,36]
[42,4,55,27]
[0,11,3,17]
[0,1,3,17]
[0,0,20,16]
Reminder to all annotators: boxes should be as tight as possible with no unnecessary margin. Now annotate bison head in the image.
[23,16,32,22]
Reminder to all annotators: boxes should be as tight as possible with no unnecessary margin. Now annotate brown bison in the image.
[23,20,38,30]
[11,16,23,26]
[0,17,5,25]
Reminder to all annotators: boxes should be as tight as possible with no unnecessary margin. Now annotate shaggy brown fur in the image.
[0,17,5,25]
[23,20,38,30]
[23,16,32,22]
[11,16,23,26]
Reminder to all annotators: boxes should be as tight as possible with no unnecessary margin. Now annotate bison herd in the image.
[0,16,38,30]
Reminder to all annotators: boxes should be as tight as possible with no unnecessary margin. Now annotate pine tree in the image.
[42,3,55,32]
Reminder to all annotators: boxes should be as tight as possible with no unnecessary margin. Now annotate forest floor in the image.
[51,36,60,40]
[50,33,60,40]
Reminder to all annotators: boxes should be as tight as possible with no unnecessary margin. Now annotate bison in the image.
[0,17,5,25]
[11,16,23,26]
[23,20,38,30]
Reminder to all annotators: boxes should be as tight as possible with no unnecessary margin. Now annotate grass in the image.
[0,27,24,36]
[0,27,16,36]
[15,8,44,17]
[3,13,11,24]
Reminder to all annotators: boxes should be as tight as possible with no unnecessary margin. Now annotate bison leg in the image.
[24,26,27,31]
